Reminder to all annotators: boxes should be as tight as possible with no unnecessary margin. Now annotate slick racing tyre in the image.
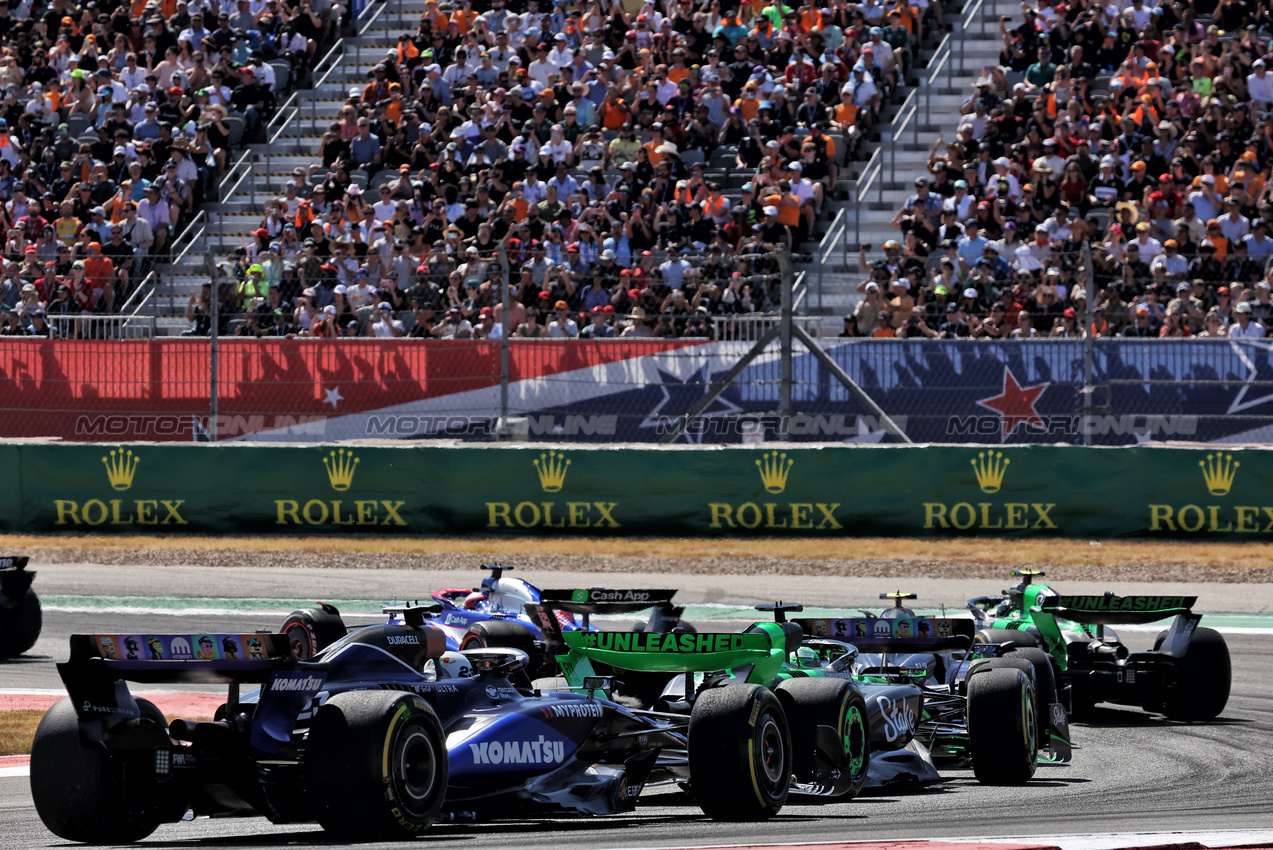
[1157,626,1231,721]
[305,691,447,839]
[460,620,539,682]
[0,587,41,657]
[974,628,1038,648]
[281,604,346,661]
[776,677,870,801]
[689,684,791,821]
[967,667,1038,786]
[31,697,182,844]
[459,620,537,655]
[1002,647,1060,733]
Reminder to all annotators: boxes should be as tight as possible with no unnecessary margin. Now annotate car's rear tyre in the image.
[689,684,791,821]
[305,691,447,839]
[31,697,178,843]
[281,605,346,661]
[975,628,1038,648]
[460,620,536,654]
[967,667,1037,786]
[1002,647,1060,732]
[776,677,869,801]
[1160,627,1230,721]
[0,588,41,657]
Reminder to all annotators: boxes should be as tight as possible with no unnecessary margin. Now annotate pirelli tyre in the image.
[689,684,792,821]
[1155,627,1231,721]
[0,586,41,657]
[31,697,184,844]
[281,604,346,661]
[974,628,1038,648]
[966,666,1038,786]
[775,677,870,801]
[1002,647,1060,733]
[305,691,447,839]
[459,620,537,655]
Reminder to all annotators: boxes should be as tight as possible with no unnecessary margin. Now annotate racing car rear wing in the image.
[58,633,322,753]
[1037,595,1199,626]
[538,587,680,616]
[793,617,975,653]
[560,630,775,674]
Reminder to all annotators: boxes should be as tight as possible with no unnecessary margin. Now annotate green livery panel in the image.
[560,630,774,673]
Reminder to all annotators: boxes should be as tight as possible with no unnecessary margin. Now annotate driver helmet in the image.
[436,651,473,679]
[463,591,485,610]
[793,646,822,669]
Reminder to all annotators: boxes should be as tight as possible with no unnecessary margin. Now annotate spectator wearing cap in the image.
[579,305,616,338]
[1229,301,1266,338]
[546,299,578,338]
[1249,60,1273,114]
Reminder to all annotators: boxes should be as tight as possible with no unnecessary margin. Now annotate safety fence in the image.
[1,442,1267,538]
[4,337,1273,446]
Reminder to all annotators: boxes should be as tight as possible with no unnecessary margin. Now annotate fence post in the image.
[1082,243,1095,447]
[208,252,219,442]
[778,251,793,440]
[499,245,510,432]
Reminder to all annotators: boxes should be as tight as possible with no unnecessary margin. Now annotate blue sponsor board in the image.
[514,340,1273,445]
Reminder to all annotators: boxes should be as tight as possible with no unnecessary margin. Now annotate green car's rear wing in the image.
[793,617,975,653]
[526,587,683,659]
[561,630,774,673]
[1036,595,1198,626]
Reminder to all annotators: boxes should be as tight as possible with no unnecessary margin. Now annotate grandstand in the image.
[75,0,974,337]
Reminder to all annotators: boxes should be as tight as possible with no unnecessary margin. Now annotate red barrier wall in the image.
[0,338,698,441]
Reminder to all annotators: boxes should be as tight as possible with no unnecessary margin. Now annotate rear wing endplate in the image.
[794,617,975,653]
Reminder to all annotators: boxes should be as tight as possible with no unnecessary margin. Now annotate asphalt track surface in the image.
[4,565,1273,848]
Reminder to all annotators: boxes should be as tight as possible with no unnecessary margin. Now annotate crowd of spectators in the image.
[188,0,934,339]
[0,0,338,337]
[847,0,1273,340]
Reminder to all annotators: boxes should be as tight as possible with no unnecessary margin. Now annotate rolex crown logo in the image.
[971,450,1009,494]
[101,448,139,491]
[1199,452,1238,497]
[534,451,570,493]
[755,451,793,494]
[323,448,359,492]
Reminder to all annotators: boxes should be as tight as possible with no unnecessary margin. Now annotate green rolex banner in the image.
[2,443,1269,538]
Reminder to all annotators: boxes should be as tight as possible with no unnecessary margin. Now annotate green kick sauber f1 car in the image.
[968,570,1231,720]
[545,595,1067,794]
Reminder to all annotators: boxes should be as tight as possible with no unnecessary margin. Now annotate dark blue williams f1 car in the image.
[32,603,855,844]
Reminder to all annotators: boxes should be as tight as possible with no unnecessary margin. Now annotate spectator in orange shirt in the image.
[82,241,116,307]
